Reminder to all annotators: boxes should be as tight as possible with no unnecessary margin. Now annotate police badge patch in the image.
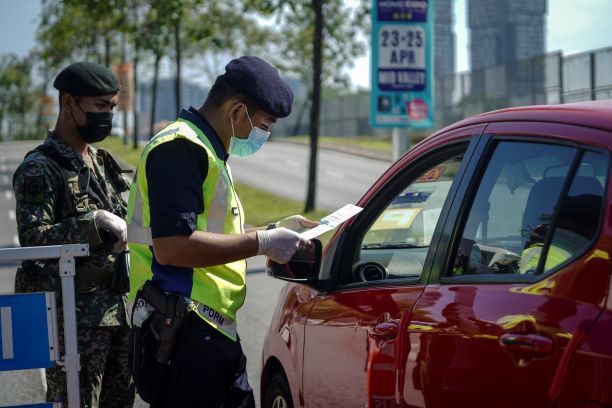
[24,176,45,203]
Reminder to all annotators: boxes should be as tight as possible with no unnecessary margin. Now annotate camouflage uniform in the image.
[12,132,135,408]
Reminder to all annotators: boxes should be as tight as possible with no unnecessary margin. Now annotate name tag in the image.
[189,300,237,341]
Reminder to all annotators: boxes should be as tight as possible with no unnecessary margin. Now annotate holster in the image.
[139,281,188,365]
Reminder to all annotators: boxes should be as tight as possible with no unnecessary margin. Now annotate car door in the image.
[301,125,486,408]
[401,124,611,408]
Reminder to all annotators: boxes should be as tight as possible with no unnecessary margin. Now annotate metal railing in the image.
[0,244,90,408]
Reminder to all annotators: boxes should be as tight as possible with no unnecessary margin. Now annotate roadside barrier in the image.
[0,244,89,408]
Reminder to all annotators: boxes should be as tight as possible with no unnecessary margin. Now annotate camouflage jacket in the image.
[13,132,131,327]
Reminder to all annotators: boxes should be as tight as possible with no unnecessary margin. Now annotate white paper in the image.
[300,204,363,240]
[300,224,334,240]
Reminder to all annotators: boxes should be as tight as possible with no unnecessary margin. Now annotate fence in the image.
[273,46,612,138]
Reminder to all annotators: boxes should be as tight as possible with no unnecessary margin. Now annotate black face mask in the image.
[71,100,114,143]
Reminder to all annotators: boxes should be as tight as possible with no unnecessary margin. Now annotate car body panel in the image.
[261,101,612,408]
[303,286,424,407]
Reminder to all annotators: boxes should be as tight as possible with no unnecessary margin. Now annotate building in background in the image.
[468,0,548,99]
[434,0,456,131]
[468,0,547,70]
[435,0,455,77]
[139,78,209,125]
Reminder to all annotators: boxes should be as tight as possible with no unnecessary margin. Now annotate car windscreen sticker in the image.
[370,208,421,230]
[415,166,446,183]
[396,191,432,204]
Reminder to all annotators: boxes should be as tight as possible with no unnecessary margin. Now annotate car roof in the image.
[432,99,612,137]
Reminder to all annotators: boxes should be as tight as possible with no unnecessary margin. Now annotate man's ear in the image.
[61,93,74,114]
[228,101,245,123]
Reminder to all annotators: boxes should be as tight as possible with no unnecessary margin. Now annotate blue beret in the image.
[53,61,119,96]
[223,56,293,118]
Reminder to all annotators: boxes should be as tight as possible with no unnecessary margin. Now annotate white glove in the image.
[256,227,308,264]
[277,215,320,232]
[94,210,128,253]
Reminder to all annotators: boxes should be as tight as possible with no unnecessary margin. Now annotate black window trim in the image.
[434,134,611,285]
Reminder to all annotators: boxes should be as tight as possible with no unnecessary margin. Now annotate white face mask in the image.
[229,105,270,157]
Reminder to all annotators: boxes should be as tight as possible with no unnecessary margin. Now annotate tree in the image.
[247,0,367,211]
[37,0,128,68]
[0,54,38,140]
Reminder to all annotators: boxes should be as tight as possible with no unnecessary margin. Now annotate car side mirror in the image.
[267,239,322,283]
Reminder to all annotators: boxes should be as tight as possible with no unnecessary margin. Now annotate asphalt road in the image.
[0,139,390,407]
[229,141,391,211]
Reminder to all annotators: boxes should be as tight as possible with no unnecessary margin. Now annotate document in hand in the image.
[300,204,364,240]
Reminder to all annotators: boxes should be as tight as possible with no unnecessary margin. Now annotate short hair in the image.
[203,75,259,114]
[58,92,82,111]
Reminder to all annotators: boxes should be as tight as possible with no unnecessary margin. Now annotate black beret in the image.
[223,56,293,118]
[53,61,120,96]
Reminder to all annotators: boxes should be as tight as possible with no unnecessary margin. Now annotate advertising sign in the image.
[371,0,435,128]
[113,63,134,112]
[39,95,56,129]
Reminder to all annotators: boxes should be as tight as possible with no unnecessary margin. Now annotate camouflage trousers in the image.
[46,325,135,408]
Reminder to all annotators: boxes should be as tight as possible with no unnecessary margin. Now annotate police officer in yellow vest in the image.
[127,56,315,407]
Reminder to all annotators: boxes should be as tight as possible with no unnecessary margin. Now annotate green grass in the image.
[96,136,330,229]
[276,136,391,153]
[96,135,144,166]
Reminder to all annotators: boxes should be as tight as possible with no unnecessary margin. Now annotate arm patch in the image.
[24,176,45,203]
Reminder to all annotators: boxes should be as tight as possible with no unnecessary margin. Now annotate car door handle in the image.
[368,321,399,341]
[499,333,554,356]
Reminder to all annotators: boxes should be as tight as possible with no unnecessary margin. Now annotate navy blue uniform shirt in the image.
[147,107,228,238]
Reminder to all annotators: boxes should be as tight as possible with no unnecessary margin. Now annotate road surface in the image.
[0,139,391,406]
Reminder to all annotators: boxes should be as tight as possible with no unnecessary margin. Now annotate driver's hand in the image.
[276,215,319,232]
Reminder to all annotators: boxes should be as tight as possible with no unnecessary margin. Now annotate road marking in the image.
[325,170,345,179]
[8,209,15,220]
[12,235,19,247]
[1,306,14,359]
[4,190,12,200]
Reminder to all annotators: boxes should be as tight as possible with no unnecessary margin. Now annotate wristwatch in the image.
[266,223,277,230]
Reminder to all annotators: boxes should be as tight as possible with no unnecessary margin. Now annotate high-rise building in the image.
[468,0,547,101]
[435,0,455,77]
[469,0,547,70]
[434,0,457,127]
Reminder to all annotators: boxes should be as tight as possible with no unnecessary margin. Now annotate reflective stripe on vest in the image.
[127,119,246,336]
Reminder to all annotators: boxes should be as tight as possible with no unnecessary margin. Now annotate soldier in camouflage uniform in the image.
[12,62,135,408]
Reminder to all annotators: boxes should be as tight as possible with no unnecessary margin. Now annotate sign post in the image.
[370,0,435,159]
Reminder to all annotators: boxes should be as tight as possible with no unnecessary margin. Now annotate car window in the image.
[449,142,607,278]
[354,154,465,282]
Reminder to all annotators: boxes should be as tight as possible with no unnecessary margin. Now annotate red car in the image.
[261,100,612,408]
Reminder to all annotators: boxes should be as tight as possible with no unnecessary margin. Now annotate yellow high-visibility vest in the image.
[127,119,245,339]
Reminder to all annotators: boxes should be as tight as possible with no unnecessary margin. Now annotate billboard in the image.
[370,0,435,128]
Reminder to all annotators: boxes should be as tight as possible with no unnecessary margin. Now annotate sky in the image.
[1,0,612,89]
